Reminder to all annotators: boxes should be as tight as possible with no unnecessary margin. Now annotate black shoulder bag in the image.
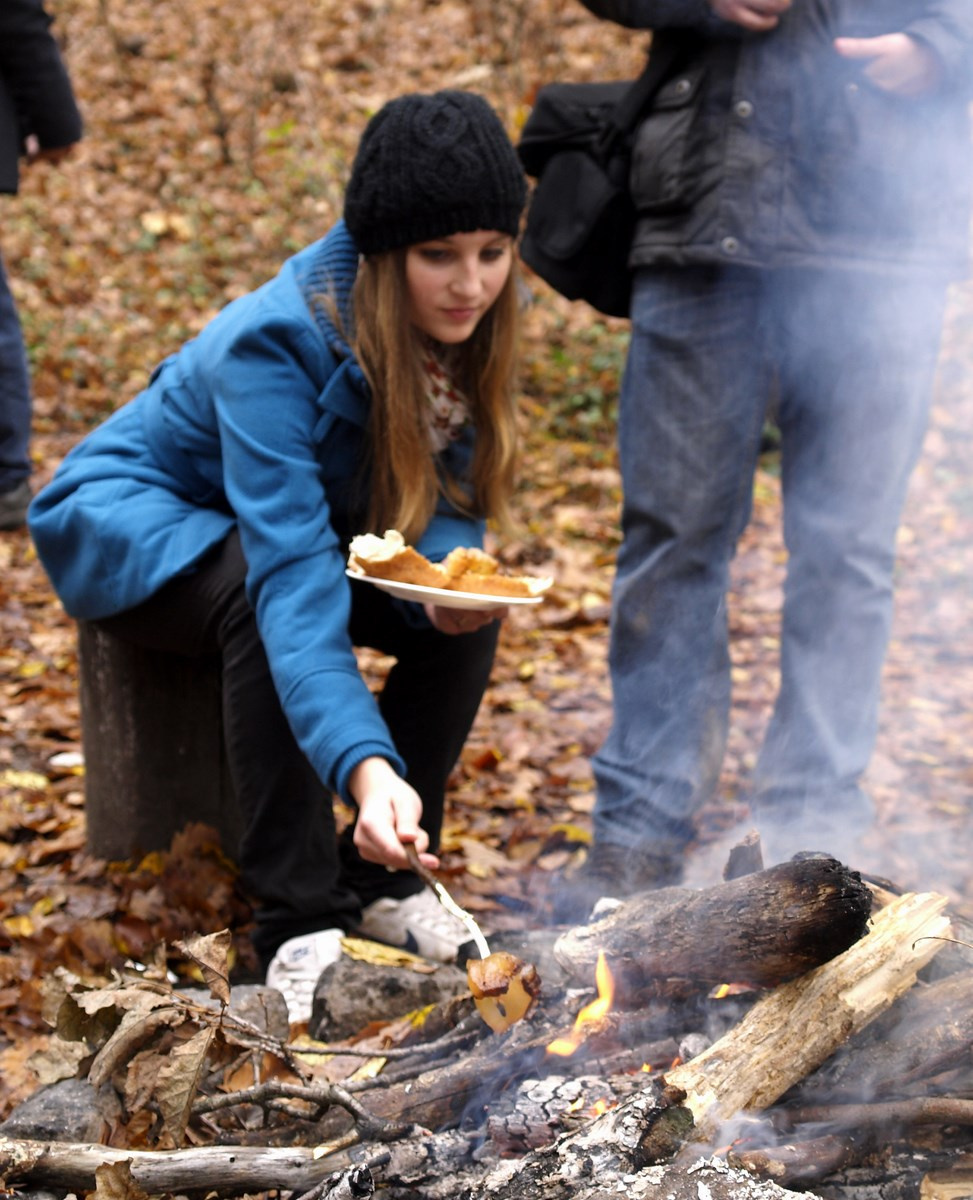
[517,41,683,319]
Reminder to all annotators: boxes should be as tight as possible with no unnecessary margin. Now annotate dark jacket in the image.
[0,0,82,194]
[579,0,973,277]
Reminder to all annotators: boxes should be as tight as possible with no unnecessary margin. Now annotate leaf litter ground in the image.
[0,0,971,1119]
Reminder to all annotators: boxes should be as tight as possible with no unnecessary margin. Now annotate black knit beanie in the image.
[344,90,528,256]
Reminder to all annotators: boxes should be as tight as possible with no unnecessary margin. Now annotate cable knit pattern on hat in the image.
[344,90,527,256]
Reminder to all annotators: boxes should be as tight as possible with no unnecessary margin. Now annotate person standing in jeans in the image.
[0,0,82,530]
[561,0,973,915]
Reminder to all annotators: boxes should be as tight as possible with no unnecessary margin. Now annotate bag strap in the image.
[596,35,688,156]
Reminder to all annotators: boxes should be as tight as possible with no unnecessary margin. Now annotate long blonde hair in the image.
[352,248,521,544]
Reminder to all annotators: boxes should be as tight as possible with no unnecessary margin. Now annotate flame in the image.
[547,951,614,1057]
[712,982,731,1000]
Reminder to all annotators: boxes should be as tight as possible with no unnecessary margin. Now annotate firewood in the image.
[792,969,973,1099]
[730,1133,879,1188]
[304,1001,685,1144]
[454,891,948,1198]
[779,1097,973,1132]
[0,1132,485,1197]
[0,1124,807,1200]
[723,829,765,880]
[868,878,973,979]
[554,856,872,997]
[663,890,951,1144]
[0,1137,348,1192]
[463,1076,809,1200]
[920,1168,973,1199]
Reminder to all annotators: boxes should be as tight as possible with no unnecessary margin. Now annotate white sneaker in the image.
[265,928,344,1024]
[358,890,469,962]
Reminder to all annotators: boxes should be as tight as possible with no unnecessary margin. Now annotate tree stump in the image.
[77,621,242,860]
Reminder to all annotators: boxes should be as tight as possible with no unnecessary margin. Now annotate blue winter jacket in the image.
[29,223,484,802]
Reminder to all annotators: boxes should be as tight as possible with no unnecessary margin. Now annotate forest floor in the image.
[0,0,970,1119]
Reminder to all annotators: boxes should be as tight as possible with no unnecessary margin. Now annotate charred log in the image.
[554,857,872,998]
[723,829,765,881]
[305,1005,682,1144]
[462,1080,807,1200]
[731,1133,884,1190]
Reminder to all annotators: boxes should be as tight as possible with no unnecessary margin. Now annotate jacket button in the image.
[734,99,754,119]
[673,77,692,96]
[721,236,740,256]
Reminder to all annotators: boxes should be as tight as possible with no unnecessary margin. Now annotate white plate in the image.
[346,569,546,610]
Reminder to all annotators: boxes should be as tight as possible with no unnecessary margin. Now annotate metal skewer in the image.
[404,844,491,959]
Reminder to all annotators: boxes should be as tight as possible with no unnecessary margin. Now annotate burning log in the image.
[554,856,872,996]
[462,1082,808,1200]
[663,889,951,1145]
[6,865,962,1200]
[410,890,950,1199]
[306,1002,680,1142]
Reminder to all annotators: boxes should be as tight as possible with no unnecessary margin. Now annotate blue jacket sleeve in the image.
[204,308,407,802]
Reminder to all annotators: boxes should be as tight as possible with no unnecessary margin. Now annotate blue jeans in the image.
[593,264,947,858]
[0,249,31,492]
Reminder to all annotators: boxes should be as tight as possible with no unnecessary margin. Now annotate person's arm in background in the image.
[834,34,941,95]
[0,0,82,160]
[575,0,785,34]
[579,0,973,66]
[836,0,973,97]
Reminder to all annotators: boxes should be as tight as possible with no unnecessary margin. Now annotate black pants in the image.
[94,530,499,966]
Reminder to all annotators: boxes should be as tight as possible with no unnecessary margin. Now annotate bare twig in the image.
[294,1012,484,1062]
[191,1079,410,1142]
[778,1096,973,1132]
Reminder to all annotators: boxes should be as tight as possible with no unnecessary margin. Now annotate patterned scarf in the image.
[422,347,471,453]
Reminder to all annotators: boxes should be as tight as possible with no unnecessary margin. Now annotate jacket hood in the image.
[297,220,361,361]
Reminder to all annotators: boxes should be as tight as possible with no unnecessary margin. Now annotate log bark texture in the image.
[0,1137,337,1191]
[554,856,872,995]
[793,968,973,1099]
[78,621,242,859]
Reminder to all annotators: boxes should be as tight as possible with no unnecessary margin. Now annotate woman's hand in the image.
[709,0,791,33]
[349,756,439,870]
[424,601,506,635]
[834,33,943,96]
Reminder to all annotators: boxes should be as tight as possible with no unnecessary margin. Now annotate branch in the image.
[780,1096,973,1131]
[0,1138,341,1193]
[191,1079,411,1140]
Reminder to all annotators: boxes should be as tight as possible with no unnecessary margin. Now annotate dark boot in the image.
[551,840,684,925]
